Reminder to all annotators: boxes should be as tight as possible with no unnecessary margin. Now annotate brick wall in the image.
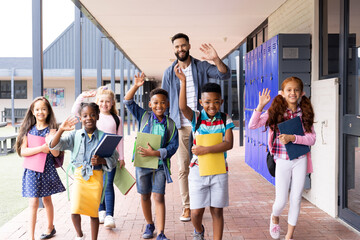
[268,0,314,38]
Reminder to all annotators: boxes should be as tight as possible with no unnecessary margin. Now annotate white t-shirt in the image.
[180,64,197,127]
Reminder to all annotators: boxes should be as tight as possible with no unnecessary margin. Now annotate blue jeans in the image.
[135,165,166,195]
[98,166,116,216]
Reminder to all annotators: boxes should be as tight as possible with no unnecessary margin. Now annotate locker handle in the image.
[357,115,360,119]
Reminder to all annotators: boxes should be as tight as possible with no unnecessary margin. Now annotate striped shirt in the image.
[180,64,197,127]
[190,109,235,166]
[272,106,302,160]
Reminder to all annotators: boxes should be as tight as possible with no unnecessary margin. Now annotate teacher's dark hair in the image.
[171,33,189,43]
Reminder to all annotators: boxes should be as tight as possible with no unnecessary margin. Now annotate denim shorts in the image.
[135,165,166,195]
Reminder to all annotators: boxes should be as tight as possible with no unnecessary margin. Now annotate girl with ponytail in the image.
[248,77,316,240]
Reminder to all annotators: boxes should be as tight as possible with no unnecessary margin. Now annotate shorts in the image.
[189,165,229,209]
[136,165,166,195]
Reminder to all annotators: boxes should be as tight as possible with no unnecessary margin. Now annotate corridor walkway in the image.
[0,130,359,240]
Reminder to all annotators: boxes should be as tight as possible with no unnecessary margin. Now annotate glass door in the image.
[339,0,360,230]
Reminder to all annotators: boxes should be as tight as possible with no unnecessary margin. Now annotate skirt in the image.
[71,167,103,217]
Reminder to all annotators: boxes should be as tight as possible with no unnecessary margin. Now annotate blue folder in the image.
[94,134,122,158]
[277,116,310,160]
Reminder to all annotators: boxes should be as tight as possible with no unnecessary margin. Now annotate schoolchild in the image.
[124,72,179,240]
[71,86,124,228]
[15,96,66,240]
[176,64,235,240]
[248,77,316,240]
[49,102,118,240]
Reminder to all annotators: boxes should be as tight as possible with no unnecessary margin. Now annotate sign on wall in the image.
[43,88,65,107]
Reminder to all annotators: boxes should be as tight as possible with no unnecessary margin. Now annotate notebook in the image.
[277,116,310,160]
[134,132,161,169]
[94,134,122,158]
[195,132,226,176]
[113,163,136,195]
[23,134,47,173]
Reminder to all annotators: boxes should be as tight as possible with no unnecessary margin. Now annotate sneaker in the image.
[142,223,155,239]
[269,214,280,239]
[104,215,116,228]
[192,225,205,240]
[156,232,169,240]
[179,208,191,222]
[75,234,85,240]
[99,211,106,224]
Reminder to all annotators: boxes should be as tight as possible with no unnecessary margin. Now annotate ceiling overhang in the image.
[72,0,286,81]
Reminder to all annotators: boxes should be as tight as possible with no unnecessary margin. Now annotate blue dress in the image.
[22,125,66,198]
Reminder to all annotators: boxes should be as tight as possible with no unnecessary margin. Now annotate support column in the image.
[96,29,102,88]
[110,44,115,92]
[74,7,82,98]
[32,0,43,98]
[120,53,125,134]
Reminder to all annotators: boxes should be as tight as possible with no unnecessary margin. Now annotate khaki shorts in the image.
[188,165,229,209]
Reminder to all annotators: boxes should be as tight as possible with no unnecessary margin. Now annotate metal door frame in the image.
[338,0,360,230]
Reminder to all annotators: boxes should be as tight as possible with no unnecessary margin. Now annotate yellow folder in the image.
[195,132,226,176]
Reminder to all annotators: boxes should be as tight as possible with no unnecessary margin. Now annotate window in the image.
[319,0,340,78]
[246,19,268,52]
[0,80,27,99]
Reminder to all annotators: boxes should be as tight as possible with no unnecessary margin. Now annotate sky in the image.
[0,0,74,57]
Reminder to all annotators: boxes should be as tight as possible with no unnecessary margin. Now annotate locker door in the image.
[271,36,279,94]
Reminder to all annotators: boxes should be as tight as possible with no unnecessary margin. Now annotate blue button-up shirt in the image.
[161,56,230,128]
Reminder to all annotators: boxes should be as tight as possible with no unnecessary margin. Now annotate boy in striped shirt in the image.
[176,63,235,240]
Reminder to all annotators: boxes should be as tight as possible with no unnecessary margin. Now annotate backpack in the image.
[189,112,227,159]
[133,111,176,183]
[139,112,176,143]
[110,112,120,132]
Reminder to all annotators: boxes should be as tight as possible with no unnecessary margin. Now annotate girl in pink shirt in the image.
[72,86,124,229]
[248,77,316,240]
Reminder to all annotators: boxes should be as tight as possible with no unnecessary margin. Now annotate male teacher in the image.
[162,33,230,222]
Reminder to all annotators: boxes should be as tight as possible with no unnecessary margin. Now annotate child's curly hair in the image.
[266,77,314,133]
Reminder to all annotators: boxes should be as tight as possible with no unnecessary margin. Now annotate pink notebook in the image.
[23,134,47,173]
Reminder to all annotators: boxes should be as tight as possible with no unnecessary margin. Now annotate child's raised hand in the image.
[174,63,186,82]
[60,116,78,131]
[191,145,208,156]
[137,143,154,157]
[258,88,271,108]
[82,90,97,98]
[134,72,145,87]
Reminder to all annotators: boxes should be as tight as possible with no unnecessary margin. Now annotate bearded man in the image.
[161,33,230,222]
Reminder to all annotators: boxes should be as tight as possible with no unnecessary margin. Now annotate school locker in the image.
[244,34,311,186]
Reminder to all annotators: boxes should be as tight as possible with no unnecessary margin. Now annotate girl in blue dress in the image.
[15,97,65,240]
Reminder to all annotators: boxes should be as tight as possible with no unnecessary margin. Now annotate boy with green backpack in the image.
[124,72,179,240]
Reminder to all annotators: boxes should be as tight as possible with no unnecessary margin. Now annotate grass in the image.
[0,125,70,227]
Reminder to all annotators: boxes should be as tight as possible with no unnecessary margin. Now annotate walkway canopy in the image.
[72,0,286,81]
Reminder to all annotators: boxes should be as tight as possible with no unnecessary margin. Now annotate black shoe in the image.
[40,227,56,239]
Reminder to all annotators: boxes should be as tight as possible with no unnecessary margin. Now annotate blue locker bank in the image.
[244,34,311,186]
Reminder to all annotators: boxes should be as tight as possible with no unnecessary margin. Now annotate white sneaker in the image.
[104,215,116,228]
[269,214,280,239]
[75,233,85,240]
[99,211,106,224]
